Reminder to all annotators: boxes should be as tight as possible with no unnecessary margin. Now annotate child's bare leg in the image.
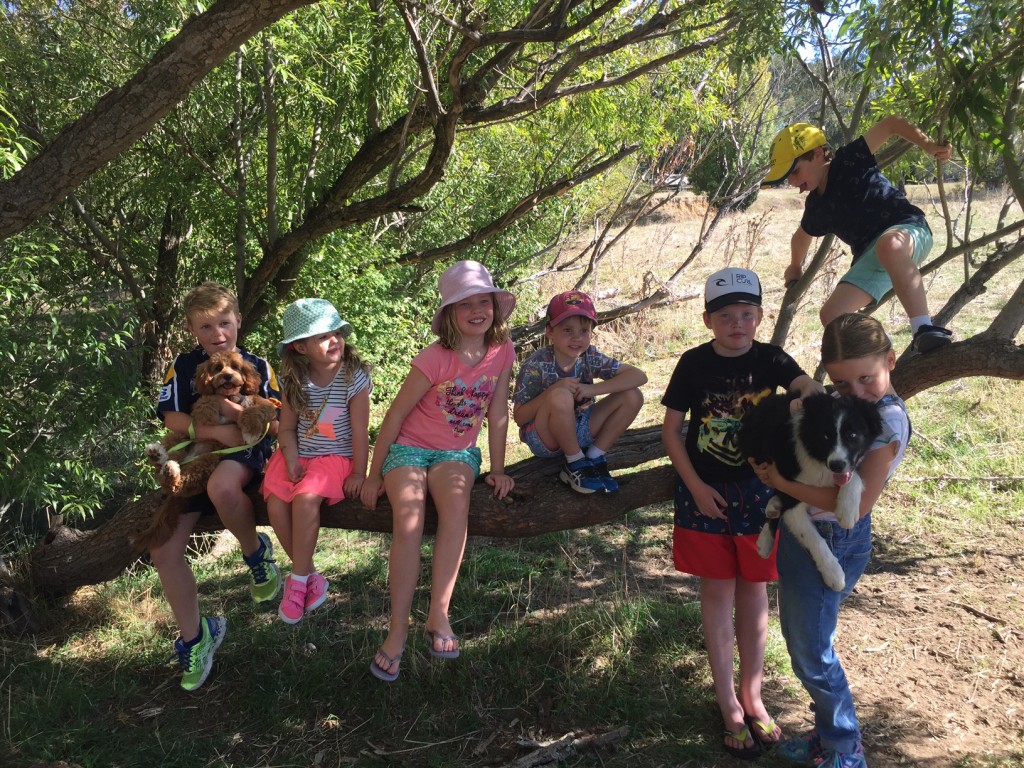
[207,460,259,556]
[149,510,202,641]
[699,577,748,745]
[424,462,474,647]
[820,283,873,327]
[532,387,583,455]
[735,577,779,736]
[288,493,322,575]
[266,495,293,561]
[379,466,428,663]
[874,229,929,318]
[587,388,644,451]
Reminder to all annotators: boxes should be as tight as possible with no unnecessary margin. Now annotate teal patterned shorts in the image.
[381,443,482,477]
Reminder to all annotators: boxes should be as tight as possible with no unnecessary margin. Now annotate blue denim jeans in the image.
[777,513,873,755]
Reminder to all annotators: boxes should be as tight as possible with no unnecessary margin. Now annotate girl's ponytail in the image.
[279,347,311,412]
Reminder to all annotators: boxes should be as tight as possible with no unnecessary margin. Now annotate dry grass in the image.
[515,185,1021,424]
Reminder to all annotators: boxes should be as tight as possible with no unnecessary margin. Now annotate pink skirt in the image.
[261,450,352,506]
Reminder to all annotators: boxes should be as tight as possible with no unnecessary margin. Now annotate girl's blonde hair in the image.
[821,313,892,365]
[436,294,511,350]
[279,340,371,412]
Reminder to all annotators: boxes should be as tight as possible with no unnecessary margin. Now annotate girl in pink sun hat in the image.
[361,260,517,681]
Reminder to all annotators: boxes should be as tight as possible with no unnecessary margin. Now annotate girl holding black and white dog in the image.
[751,313,911,768]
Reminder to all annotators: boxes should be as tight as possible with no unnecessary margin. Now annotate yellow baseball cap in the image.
[763,123,828,186]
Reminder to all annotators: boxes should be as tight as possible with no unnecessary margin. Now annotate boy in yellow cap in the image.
[763,117,952,353]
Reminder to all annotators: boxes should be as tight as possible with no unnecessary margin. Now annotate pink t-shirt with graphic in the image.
[396,340,515,451]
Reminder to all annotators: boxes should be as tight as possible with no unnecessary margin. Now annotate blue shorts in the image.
[520,408,594,458]
[842,223,933,303]
[382,443,482,477]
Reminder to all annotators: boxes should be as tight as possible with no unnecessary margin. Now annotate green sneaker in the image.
[244,531,281,603]
[173,615,226,691]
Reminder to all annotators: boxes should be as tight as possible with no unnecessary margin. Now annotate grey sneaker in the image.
[173,615,226,691]
[778,729,822,764]
[244,531,281,603]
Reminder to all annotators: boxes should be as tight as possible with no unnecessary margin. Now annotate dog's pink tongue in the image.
[834,472,852,486]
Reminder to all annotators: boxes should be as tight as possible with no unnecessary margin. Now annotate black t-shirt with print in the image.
[661,341,806,483]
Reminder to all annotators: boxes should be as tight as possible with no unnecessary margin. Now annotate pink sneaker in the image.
[304,572,329,613]
[278,576,307,624]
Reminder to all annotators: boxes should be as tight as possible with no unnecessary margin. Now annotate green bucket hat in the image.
[277,298,352,357]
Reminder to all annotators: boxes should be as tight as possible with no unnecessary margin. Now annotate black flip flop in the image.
[724,724,761,761]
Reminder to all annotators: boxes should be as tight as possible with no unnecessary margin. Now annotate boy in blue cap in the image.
[764,116,952,353]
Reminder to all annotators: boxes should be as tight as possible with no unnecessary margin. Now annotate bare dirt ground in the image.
[841,507,1024,768]
[720,508,1021,767]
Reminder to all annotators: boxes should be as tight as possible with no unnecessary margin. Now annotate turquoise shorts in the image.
[381,443,482,477]
[841,223,932,303]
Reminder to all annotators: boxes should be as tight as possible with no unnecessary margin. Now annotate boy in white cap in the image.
[661,267,822,759]
[763,117,953,353]
[513,290,647,494]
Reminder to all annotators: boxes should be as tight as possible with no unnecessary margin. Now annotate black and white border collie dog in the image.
[739,392,883,591]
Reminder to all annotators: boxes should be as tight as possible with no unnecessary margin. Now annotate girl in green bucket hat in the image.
[263,298,372,624]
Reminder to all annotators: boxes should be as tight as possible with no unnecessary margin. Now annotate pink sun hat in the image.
[430,260,517,334]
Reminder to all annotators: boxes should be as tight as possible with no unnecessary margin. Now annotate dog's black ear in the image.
[858,397,884,439]
[800,391,830,418]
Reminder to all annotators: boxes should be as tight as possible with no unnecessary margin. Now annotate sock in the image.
[565,451,585,464]
[910,315,932,334]
[181,624,203,647]
[291,572,309,584]
[586,445,606,460]
[243,539,266,567]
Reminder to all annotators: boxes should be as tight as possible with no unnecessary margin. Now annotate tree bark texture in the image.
[27,427,673,597]
[892,337,1024,399]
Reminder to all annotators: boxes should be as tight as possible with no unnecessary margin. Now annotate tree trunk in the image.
[892,336,1024,399]
[27,427,673,597]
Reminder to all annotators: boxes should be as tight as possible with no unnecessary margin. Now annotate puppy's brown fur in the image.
[135,351,278,551]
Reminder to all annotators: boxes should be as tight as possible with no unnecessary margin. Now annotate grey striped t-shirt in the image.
[296,366,372,458]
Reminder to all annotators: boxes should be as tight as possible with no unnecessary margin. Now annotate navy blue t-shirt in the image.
[801,136,929,261]
[156,345,279,463]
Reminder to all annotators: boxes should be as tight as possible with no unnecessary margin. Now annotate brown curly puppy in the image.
[136,351,278,551]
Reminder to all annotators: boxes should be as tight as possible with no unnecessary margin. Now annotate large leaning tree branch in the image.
[892,279,1024,398]
[26,425,671,597]
[236,3,740,327]
[0,0,316,241]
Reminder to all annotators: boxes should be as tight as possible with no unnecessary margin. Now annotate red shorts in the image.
[261,451,352,506]
[673,525,778,582]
